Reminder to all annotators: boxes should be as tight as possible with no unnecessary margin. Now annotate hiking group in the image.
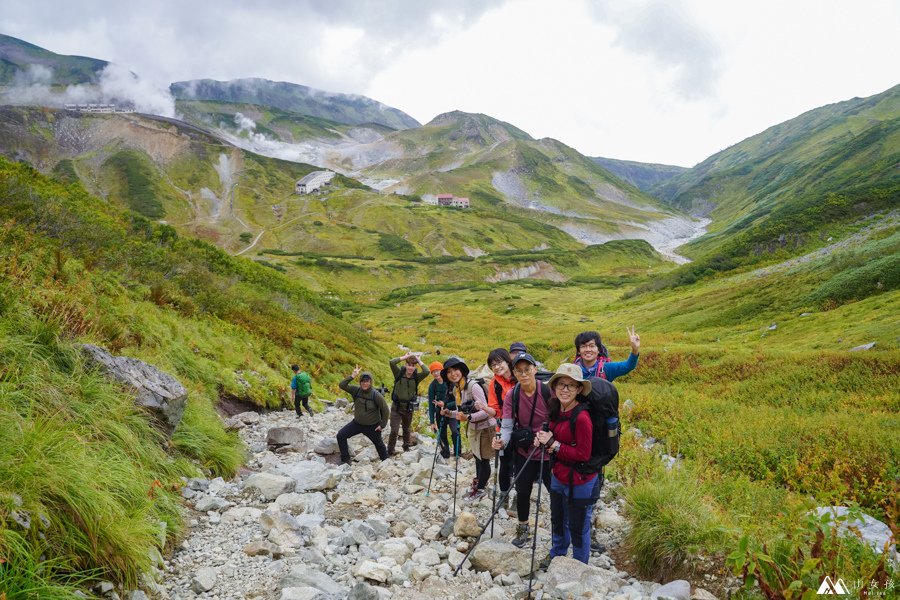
[301,327,640,573]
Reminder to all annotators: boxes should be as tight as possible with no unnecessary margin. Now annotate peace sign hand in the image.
[627,326,640,354]
[351,365,361,379]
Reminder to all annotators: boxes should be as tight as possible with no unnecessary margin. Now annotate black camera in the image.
[459,398,476,415]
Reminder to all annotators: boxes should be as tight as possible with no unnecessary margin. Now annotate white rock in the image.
[275,491,327,515]
[245,472,297,499]
[412,546,441,566]
[594,508,626,529]
[280,586,327,600]
[651,580,691,600]
[190,567,217,593]
[356,560,392,583]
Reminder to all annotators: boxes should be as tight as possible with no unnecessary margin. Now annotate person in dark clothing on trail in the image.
[336,366,390,464]
[290,364,314,417]
[492,352,553,547]
[388,352,429,455]
[427,360,459,459]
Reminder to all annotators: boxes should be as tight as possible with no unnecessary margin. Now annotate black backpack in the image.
[567,377,620,474]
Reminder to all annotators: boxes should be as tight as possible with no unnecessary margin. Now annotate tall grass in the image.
[0,310,183,592]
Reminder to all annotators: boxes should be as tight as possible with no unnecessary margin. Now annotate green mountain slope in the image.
[171,77,420,130]
[0,33,108,85]
[0,107,610,292]
[355,111,690,243]
[0,155,397,592]
[654,84,900,253]
[590,156,688,192]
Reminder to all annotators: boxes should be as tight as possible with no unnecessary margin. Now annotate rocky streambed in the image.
[157,404,719,600]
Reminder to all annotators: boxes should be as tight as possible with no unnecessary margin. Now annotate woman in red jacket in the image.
[534,363,601,565]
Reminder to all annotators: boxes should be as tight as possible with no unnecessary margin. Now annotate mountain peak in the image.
[424,110,533,145]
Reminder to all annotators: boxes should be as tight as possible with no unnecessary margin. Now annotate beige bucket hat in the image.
[548,363,592,396]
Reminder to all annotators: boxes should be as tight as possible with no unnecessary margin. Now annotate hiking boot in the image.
[538,552,553,571]
[469,489,487,502]
[511,523,531,548]
[464,477,479,500]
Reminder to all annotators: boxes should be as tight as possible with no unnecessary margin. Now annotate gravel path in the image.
[156,404,718,600]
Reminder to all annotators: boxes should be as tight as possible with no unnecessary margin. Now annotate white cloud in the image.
[1,0,898,165]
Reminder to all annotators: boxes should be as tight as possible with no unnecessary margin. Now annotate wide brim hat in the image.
[548,363,592,396]
[441,356,469,380]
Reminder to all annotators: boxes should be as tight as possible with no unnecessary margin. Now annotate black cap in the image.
[513,353,537,367]
[441,356,470,380]
[509,341,527,354]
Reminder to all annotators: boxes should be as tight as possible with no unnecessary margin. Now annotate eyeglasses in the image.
[578,343,598,351]
[490,362,507,370]
[555,383,581,392]
[513,367,534,376]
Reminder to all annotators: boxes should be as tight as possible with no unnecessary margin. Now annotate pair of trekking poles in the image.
[424,414,549,598]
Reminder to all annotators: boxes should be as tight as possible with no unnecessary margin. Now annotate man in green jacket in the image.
[337,366,390,464]
[388,352,428,455]
[290,364,314,417]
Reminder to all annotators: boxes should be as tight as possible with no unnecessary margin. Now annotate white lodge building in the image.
[296,171,336,194]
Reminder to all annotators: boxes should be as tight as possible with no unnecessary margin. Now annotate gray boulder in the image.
[469,539,532,576]
[245,473,297,500]
[190,567,217,593]
[275,491,326,515]
[652,579,691,600]
[277,461,345,491]
[545,556,616,595]
[347,582,380,600]
[815,506,898,563]
[280,564,344,596]
[80,344,186,435]
[280,587,327,600]
[268,426,306,448]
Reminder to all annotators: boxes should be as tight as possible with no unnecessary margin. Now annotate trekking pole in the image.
[527,422,550,599]
[452,429,459,518]
[425,412,445,498]
[490,419,502,537]
[453,443,541,576]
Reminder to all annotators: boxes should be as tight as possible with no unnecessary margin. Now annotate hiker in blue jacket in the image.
[573,326,641,382]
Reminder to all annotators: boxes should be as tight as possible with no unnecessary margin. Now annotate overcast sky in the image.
[2,0,898,166]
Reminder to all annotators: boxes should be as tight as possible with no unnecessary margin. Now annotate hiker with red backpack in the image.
[574,326,641,382]
[535,364,603,566]
[439,356,497,502]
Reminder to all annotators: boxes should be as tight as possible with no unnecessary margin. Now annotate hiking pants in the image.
[513,452,552,523]
[336,420,388,463]
[437,418,461,458]
[388,402,413,453]
[294,393,312,417]
[475,458,491,491]
[498,448,514,494]
[549,474,602,563]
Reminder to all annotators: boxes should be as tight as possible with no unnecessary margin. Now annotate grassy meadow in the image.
[360,221,900,596]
